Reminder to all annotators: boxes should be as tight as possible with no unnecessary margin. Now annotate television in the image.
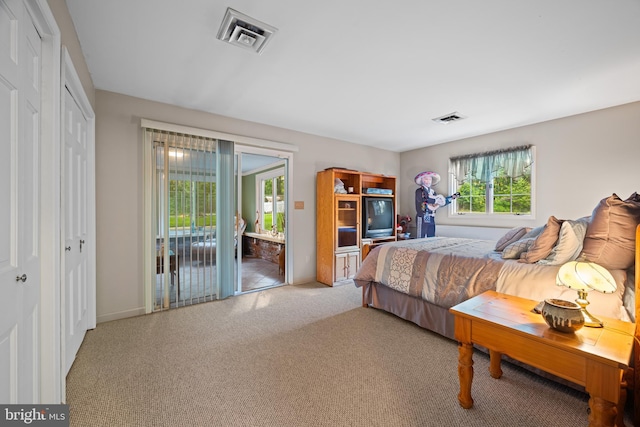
[362,197,395,239]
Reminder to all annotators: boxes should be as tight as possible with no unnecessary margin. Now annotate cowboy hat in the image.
[414,171,440,186]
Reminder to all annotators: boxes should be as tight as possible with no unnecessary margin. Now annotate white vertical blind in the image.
[145,128,220,310]
[216,139,235,299]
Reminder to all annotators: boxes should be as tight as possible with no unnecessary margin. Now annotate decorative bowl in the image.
[541,299,584,333]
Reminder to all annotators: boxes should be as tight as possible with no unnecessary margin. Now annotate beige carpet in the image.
[66,282,632,426]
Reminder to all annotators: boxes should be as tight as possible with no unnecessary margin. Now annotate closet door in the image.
[0,0,42,403]
[63,87,91,374]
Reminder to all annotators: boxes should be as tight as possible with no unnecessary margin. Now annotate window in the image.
[256,167,285,233]
[449,145,534,216]
[164,179,216,233]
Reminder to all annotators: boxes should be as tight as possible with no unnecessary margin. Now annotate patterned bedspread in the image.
[354,236,630,321]
[353,237,505,309]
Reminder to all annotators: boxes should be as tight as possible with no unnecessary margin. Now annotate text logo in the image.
[1,405,69,426]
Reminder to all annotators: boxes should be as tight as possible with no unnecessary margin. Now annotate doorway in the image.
[236,151,288,294]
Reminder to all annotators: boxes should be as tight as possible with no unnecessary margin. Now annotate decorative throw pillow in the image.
[519,216,564,263]
[538,217,589,265]
[502,237,536,259]
[494,226,531,252]
[521,225,545,240]
[581,193,640,270]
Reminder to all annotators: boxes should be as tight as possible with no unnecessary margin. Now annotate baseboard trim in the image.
[291,276,318,286]
[97,307,146,324]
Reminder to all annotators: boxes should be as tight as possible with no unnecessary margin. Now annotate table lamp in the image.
[556,260,617,327]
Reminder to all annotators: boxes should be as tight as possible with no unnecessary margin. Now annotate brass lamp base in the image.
[576,290,603,328]
[578,308,603,328]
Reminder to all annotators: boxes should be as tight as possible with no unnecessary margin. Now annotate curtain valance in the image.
[449,144,533,183]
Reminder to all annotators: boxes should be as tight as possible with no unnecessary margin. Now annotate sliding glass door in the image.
[143,126,292,311]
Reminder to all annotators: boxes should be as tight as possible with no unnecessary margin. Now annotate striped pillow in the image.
[502,237,536,259]
[495,226,531,252]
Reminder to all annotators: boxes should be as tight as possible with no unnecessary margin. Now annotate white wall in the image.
[50,1,640,322]
[94,90,400,322]
[95,95,640,322]
[435,225,508,240]
[47,0,95,108]
[399,101,640,234]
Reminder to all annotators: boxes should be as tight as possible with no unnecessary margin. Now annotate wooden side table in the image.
[450,291,634,427]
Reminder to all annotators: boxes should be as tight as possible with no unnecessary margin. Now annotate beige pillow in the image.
[519,216,563,263]
[538,217,589,266]
[495,226,531,252]
[581,193,640,270]
[502,237,536,259]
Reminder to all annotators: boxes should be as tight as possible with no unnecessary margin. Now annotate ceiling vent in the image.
[432,112,467,124]
[216,8,277,54]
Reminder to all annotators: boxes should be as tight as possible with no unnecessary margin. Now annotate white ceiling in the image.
[66,0,640,153]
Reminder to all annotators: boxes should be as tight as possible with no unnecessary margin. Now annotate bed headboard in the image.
[634,224,640,425]
[636,223,640,329]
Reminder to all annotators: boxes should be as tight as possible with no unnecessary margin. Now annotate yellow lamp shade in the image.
[556,261,617,294]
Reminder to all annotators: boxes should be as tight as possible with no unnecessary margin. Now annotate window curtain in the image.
[449,145,533,184]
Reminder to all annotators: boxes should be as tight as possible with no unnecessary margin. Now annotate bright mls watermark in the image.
[1,405,69,426]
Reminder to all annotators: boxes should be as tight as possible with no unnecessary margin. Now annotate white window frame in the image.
[255,166,285,232]
[447,146,536,221]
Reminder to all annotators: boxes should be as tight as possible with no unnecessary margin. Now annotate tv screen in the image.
[362,197,394,238]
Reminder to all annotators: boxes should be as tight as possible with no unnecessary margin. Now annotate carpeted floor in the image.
[66,282,632,426]
[155,257,285,309]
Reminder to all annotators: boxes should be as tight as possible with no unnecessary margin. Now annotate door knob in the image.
[16,274,27,283]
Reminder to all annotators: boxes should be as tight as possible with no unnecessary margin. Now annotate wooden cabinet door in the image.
[334,251,360,282]
[335,196,359,251]
[346,252,360,279]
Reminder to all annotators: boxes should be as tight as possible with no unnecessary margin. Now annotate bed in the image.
[353,193,640,424]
